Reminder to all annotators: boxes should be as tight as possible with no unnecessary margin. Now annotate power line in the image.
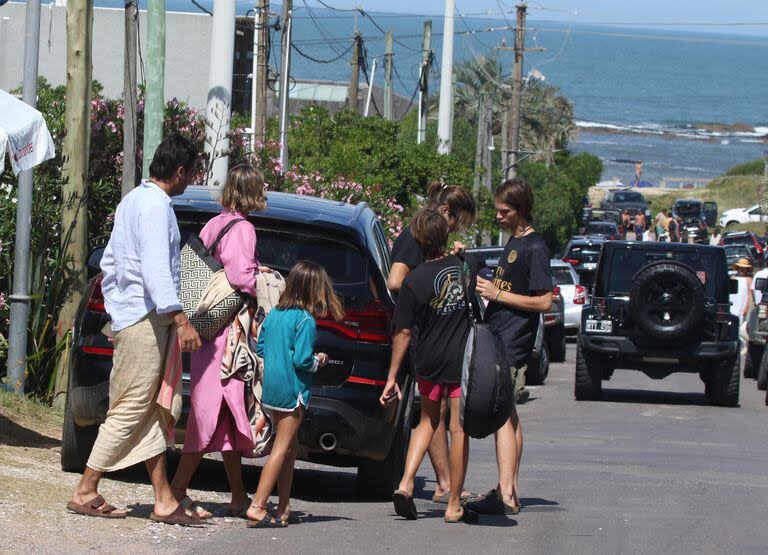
[302,0,345,56]
[292,40,353,64]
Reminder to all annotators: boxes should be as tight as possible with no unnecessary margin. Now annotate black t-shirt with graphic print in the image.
[392,255,474,383]
[485,232,553,368]
[391,226,424,269]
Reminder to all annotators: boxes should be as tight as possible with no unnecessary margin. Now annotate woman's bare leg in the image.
[222,452,250,512]
[248,408,303,522]
[444,396,469,520]
[397,396,441,496]
[275,406,302,523]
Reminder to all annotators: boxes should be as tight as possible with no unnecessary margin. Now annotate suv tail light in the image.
[317,301,391,344]
[87,275,106,312]
[759,304,768,320]
[716,304,731,323]
[562,257,580,267]
[552,285,561,301]
[752,236,763,255]
[574,284,587,305]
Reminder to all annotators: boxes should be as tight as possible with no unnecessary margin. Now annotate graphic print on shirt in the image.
[429,266,466,315]
[494,252,518,293]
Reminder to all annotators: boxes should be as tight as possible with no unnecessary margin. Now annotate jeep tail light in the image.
[752,236,764,255]
[574,284,587,305]
[317,300,391,344]
[544,314,556,325]
[716,304,731,323]
[86,275,106,312]
[759,304,768,320]
[592,297,607,316]
[562,257,580,267]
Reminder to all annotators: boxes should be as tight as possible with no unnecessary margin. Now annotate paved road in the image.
[193,343,768,554]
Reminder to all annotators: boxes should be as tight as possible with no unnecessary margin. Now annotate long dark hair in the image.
[425,182,476,231]
[276,261,345,321]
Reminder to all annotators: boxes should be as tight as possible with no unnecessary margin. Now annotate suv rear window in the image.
[604,248,723,298]
[567,244,602,262]
[613,192,644,203]
[553,267,575,285]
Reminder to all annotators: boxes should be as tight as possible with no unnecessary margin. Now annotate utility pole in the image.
[122,0,138,197]
[205,0,236,186]
[347,10,361,112]
[417,20,432,144]
[53,0,94,406]
[484,96,494,194]
[383,31,394,120]
[251,0,269,147]
[473,94,486,196]
[436,0,455,154]
[6,0,42,394]
[278,0,293,171]
[142,0,166,178]
[364,57,377,117]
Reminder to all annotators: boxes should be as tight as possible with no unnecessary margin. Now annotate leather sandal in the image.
[150,503,206,526]
[66,495,126,519]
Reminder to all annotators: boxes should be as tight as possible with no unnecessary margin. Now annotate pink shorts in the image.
[417,378,461,402]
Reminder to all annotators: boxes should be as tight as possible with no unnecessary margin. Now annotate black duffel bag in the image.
[457,260,514,439]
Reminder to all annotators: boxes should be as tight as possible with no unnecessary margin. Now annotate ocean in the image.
[32,1,768,183]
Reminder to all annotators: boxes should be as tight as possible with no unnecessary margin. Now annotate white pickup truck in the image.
[719,204,767,227]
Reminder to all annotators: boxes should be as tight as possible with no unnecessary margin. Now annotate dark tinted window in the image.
[586,222,617,232]
[613,192,644,203]
[605,248,722,298]
[552,267,575,285]
[723,234,753,246]
[567,243,603,261]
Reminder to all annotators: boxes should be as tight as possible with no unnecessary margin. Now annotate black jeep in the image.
[576,241,740,406]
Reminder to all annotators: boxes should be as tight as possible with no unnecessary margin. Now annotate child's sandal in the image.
[245,505,278,529]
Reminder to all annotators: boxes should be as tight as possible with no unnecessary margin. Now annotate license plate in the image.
[586,318,612,333]
[582,263,597,270]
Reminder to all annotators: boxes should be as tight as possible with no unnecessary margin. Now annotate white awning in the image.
[0,89,55,175]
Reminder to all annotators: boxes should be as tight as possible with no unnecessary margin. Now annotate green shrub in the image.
[725,159,765,176]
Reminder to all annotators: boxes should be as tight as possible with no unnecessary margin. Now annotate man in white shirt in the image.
[67,135,203,525]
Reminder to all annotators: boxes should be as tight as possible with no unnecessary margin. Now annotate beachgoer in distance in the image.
[466,179,553,516]
[621,210,631,239]
[731,258,754,358]
[709,226,722,246]
[668,214,679,242]
[634,211,646,241]
[67,134,204,525]
[247,261,343,528]
[170,164,270,519]
[635,160,643,185]
[387,182,477,505]
[380,208,476,524]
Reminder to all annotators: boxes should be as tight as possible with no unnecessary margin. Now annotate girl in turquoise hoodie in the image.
[247,261,344,528]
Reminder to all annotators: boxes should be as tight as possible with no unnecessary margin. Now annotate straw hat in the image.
[732,257,753,270]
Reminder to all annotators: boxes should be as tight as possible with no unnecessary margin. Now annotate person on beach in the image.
[170,164,269,519]
[67,135,204,526]
[246,261,343,528]
[634,211,646,241]
[387,182,477,505]
[465,179,553,516]
[381,208,476,524]
[634,160,643,185]
[654,210,668,240]
[668,214,679,242]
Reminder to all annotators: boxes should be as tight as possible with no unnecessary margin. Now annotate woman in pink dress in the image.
[171,164,267,518]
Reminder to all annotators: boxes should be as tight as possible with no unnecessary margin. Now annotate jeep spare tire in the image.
[629,260,705,340]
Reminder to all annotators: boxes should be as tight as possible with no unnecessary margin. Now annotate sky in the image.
[321,0,768,37]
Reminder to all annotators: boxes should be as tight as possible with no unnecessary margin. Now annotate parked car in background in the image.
[719,204,767,227]
[703,201,718,227]
[576,240,740,406]
[722,230,764,268]
[561,236,605,292]
[599,189,651,222]
[583,220,621,240]
[724,244,757,275]
[551,259,587,335]
[672,199,708,244]
[62,188,410,499]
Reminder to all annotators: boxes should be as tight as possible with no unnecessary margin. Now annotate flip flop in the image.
[392,489,418,520]
[66,495,127,519]
[431,491,479,504]
[180,496,213,519]
[150,503,206,527]
[246,514,279,528]
[444,508,480,524]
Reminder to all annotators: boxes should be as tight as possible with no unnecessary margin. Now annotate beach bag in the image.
[457,258,514,439]
[179,219,247,341]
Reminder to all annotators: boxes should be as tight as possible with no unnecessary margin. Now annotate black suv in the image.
[576,241,740,406]
[562,236,605,291]
[599,189,650,221]
[62,187,411,497]
[672,199,708,244]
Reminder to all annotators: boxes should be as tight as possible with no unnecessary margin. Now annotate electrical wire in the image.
[292,40,353,64]
[302,0,345,56]
[190,0,212,16]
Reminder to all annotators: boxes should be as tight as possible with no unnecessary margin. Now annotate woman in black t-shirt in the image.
[465,179,553,517]
[381,209,477,524]
[387,182,477,506]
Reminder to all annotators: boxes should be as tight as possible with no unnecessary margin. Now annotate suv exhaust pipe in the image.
[319,433,337,452]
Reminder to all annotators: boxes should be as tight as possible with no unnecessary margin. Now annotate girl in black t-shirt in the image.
[465,179,553,517]
[381,209,477,524]
[387,182,477,507]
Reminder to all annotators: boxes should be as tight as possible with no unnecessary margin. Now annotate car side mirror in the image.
[87,246,105,279]
[729,278,739,294]
[756,278,768,293]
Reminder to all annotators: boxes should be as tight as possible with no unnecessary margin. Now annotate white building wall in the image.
[0,2,212,108]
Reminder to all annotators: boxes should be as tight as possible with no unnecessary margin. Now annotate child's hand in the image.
[316,352,329,367]
[379,379,402,406]
[450,240,466,255]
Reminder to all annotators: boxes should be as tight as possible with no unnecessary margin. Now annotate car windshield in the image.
[613,192,644,203]
[605,248,722,298]
[586,222,616,232]
[567,244,602,260]
[552,267,575,285]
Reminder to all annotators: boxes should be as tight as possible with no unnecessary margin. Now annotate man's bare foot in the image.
[228,494,251,517]
[68,492,128,518]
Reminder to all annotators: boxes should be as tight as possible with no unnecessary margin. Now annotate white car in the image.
[720,204,767,227]
[551,259,587,333]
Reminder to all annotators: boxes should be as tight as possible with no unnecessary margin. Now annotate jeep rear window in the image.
[605,249,721,297]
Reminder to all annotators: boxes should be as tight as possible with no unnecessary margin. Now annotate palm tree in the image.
[520,79,577,167]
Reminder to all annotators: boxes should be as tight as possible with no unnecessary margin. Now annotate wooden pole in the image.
[122,0,138,198]
[254,0,269,143]
[53,0,93,407]
[383,31,393,120]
